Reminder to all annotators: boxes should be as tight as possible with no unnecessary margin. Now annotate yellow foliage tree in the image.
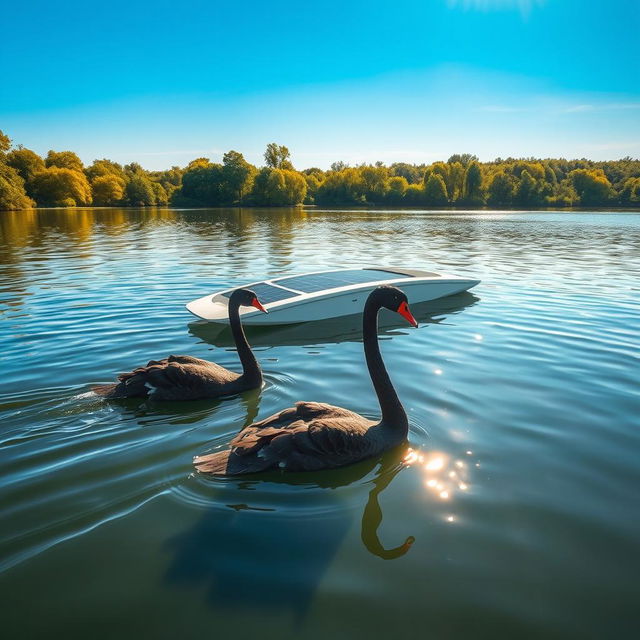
[32,167,92,206]
[569,169,613,205]
[387,176,408,203]
[45,150,84,173]
[92,174,125,205]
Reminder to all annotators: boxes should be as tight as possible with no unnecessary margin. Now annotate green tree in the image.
[447,162,465,201]
[124,162,145,176]
[315,168,365,205]
[487,171,515,206]
[546,180,578,207]
[282,170,307,204]
[31,167,92,206]
[149,166,183,199]
[515,170,543,206]
[430,161,449,182]
[86,159,126,182]
[0,130,11,154]
[91,174,125,205]
[251,168,306,205]
[179,162,225,205]
[360,165,389,203]
[0,163,34,210]
[386,176,408,204]
[151,181,168,205]
[45,150,84,172]
[569,169,613,205]
[513,161,545,180]
[424,173,448,205]
[544,164,557,186]
[425,162,452,198]
[5,148,45,197]
[252,168,282,205]
[404,183,424,205]
[390,163,421,184]
[303,173,323,203]
[264,143,293,170]
[463,161,483,202]
[158,166,183,187]
[125,174,156,206]
[222,150,256,203]
[185,157,210,170]
[620,177,640,204]
[448,153,478,168]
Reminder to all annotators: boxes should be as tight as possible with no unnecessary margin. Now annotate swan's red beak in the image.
[396,301,418,327]
[251,297,268,313]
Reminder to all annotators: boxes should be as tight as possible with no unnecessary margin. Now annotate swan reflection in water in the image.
[189,291,479,348]
[90,378,263,430]
[165,446,414,619]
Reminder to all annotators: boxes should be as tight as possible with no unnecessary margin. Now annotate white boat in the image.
[185,266,480,325]
[189,291,479,346]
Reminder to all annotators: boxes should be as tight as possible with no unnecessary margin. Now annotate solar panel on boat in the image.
[274,269,410,294]
[222,282,299,305]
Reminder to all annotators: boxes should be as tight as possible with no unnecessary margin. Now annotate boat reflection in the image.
[165,446,414,619]
[188,291,479,348]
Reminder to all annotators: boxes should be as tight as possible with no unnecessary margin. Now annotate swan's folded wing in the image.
[130,362,237,399]
[230,421,307,455]
[245,402,362,433]
[167,354,216,368]
[243,406,301,431]
[293,401,364,422]
[230,415,377,471]
[116,355,202,380]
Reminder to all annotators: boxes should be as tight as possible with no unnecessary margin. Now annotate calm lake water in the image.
[1,208,638,639]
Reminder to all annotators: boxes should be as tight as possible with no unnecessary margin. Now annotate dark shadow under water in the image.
[164,446,414,621]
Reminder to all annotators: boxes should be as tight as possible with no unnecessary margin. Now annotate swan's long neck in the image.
[229,301,261,385]
[363,299,408,431]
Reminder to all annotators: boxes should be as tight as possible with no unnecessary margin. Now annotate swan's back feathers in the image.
[166,354,217,368]
[95,354,240,400]
[195,402,382,475]
[246,401,361,430]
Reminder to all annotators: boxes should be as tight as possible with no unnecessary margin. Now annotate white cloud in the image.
[564,102,640,114]
[564,104,594,113]
[478,101,640,115]
[446,0,545,17]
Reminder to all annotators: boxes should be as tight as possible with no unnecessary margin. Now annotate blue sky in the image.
[1,0,638,169]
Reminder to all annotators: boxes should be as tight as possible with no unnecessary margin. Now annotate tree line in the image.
[1,130,639,210]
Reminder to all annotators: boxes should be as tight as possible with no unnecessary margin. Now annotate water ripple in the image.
[1,209,639,638]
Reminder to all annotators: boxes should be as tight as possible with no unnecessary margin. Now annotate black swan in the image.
[93,288,267,401]
[194,285,417,474]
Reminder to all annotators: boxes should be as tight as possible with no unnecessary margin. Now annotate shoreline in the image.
[3,205,639,213]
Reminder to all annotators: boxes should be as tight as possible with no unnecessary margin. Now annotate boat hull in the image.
[186,277,480,325]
